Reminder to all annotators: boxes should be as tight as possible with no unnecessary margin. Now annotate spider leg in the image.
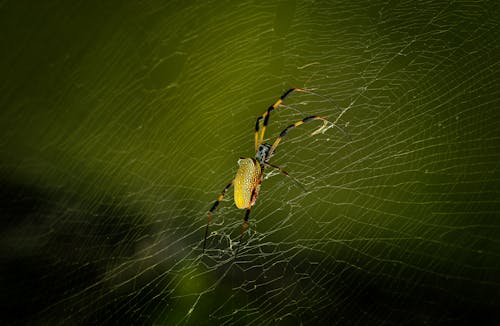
[234,180,262,259]
[269,115,335,156]
[234,207,252,259]
[203,180,233,253]
[264,162,308,192]
[254,88,305,151]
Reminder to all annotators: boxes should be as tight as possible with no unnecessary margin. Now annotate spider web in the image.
[1,0,500,325]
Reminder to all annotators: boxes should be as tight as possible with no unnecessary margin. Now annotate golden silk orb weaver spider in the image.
[202,88,348,256]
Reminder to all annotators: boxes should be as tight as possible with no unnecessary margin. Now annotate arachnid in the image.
[202,88,347,256]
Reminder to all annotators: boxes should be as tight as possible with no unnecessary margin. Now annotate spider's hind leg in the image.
[265,162,308,192]
[234,180,262,259]
[203,180,233,253]
[234,207,252,259]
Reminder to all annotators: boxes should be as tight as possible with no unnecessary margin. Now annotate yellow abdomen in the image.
[234,158,261,209]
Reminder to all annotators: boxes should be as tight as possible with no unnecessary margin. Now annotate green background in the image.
[1,0,499,325]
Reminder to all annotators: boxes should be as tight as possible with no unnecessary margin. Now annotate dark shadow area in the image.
[0,179,171,325]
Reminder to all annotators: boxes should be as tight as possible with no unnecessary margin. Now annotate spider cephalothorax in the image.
[203,87,347,257]
[256,143,273,164]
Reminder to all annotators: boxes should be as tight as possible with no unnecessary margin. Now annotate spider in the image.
[202,88,347,256]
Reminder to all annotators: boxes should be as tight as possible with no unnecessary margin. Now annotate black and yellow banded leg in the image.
[264,162,308,192]
[234,207,252,259]
[203,180,233,253]
[269,116,331,156]
[234,183,261,259]
[254,88,304,151]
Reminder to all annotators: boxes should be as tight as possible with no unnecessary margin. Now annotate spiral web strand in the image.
[0,1,499,325]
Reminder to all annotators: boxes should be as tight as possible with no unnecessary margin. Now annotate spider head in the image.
[256,143,273,164]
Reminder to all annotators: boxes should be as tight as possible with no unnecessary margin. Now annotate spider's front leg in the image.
[254,88,304,151]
